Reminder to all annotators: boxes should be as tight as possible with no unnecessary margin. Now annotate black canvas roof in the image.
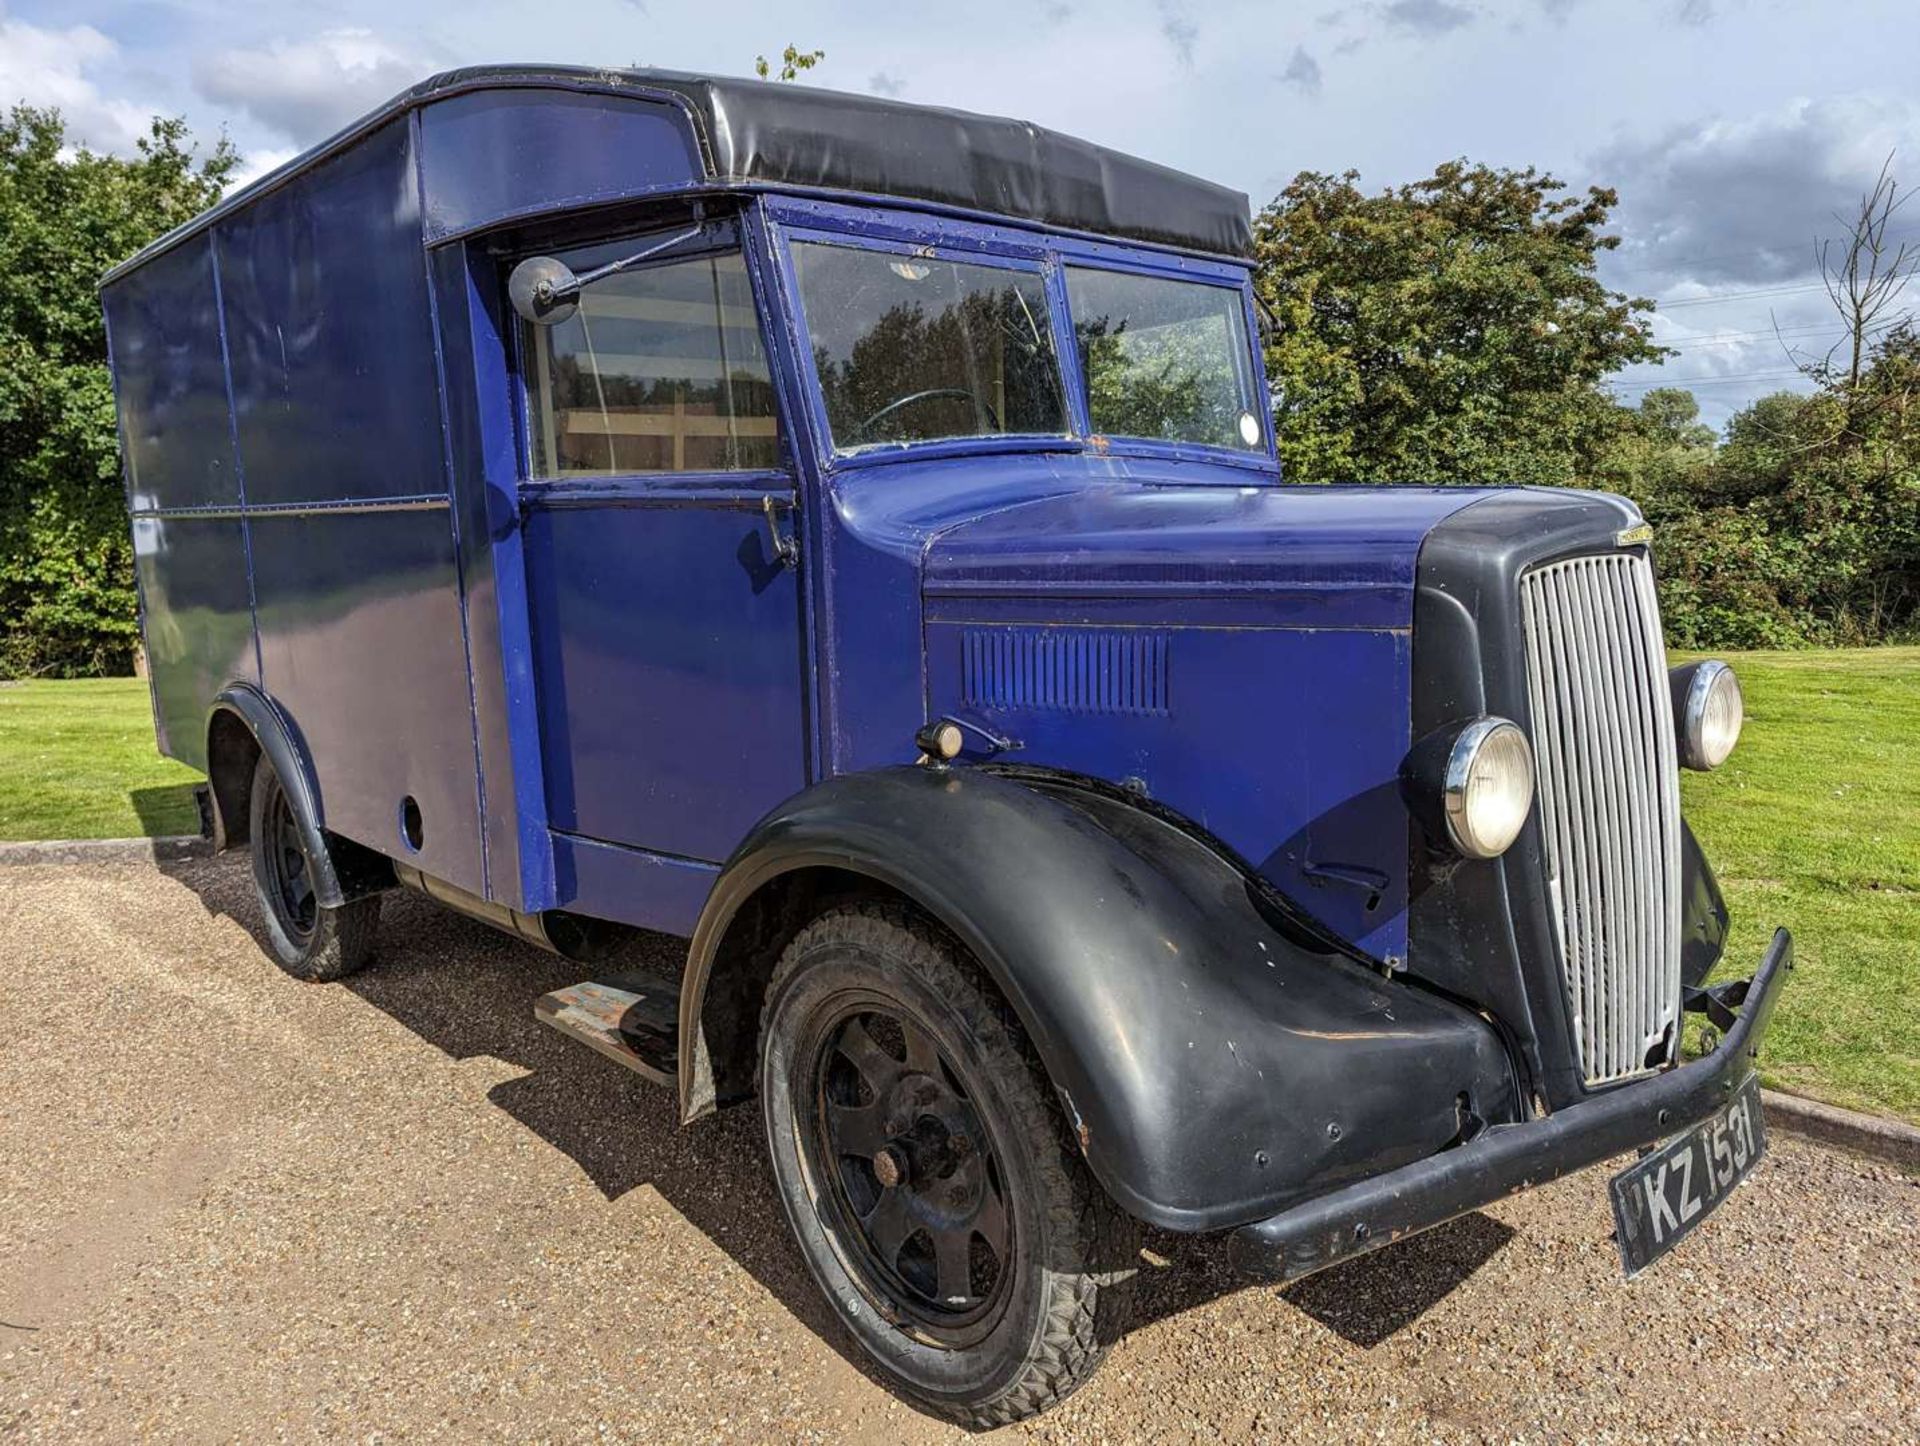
[587,66,1254,257]
[105,66,1253,284]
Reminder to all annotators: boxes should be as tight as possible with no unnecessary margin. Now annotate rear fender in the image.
[680,765,1519,1232]
[206,685,347,908]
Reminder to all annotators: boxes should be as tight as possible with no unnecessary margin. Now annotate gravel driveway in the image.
[1,855,1914,1442]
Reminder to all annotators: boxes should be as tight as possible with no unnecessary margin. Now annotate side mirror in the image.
[508,256,581,326]
[506,217,710,328]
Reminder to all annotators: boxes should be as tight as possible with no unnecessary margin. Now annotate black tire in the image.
[247,753,379,982]
[759,903,1136,1427]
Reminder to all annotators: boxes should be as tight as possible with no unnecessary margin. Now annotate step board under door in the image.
[535,972,680,1085]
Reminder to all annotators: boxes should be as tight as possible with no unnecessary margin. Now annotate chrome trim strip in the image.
[128,494,451,520]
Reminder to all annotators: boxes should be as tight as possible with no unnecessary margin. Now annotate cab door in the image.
[516,222,808,865]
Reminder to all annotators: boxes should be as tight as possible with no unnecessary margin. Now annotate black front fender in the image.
[681,765,1519,1233]
[1680,819,1730,988]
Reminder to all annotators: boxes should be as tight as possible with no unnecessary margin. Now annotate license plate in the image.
[1609,1074,1766,1277]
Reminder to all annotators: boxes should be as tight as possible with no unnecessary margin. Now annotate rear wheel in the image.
[247,753,379,982]
[759,903,1135,1427]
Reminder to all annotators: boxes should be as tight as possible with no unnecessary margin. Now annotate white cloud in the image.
[0,10,153,153]
[192,28,430,147]
[226,145,301,192]
[1596,95,1920,422]
[1598,95,1920,289]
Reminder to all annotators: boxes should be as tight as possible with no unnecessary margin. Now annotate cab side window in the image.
[523,247,780,476]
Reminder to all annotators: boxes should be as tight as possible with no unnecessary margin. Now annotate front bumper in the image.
[1228,927,1793,1282]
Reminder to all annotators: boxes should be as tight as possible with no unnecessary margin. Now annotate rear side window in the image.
[523,247,780,476]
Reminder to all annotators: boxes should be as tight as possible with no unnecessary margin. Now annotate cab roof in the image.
[105,65,1253,285]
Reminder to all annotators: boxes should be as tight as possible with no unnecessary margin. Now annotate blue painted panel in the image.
[922,483,1492,629]
[104,236,257,769]
[524,499,807,863]
[808,457,1482,784]
[102,237,238,512]
[801,456,1170,781]
[926,621,1415,962]
[418,89,703,243]
[815,460,1479,960]
[216,120,447,506]
[550,831,718,937]
[248,509,483,890]
[430,240,544,908]
[129,515,256,768]
[207,116,485,894]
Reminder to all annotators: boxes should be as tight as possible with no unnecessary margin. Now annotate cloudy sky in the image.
[9,0,1918,429]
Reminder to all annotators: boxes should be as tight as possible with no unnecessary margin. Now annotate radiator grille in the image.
[960,627,1169,716]
[1519,553,1683,1086]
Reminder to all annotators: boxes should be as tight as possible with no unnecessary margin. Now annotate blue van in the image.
[102,67,1787,1425]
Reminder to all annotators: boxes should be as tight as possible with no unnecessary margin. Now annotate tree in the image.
[0,107,236,677]
[755,45,826,82]
[1634,387,1716,451]
[1808,155,1918,396]
[1589,387,1716,523]
[1253,162,1667,486]
[1643,325,1920,647]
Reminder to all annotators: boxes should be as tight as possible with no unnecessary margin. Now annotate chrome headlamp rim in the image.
[1442,716,1536,860]
[1676,659,1742,770]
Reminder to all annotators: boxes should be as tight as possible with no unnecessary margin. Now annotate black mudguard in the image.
[680,765,1519,1233]
[1680,819,1730,988]
[207,684,347,909]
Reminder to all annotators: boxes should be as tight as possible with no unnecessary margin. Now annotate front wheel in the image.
[247,753,379,982]
[759,903,1136,1427]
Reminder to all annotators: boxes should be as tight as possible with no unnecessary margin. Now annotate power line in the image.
[1653,316,1909,356]
[1658,323,1844,349]
[1609,367,1806,385]
[1605,370,1810,392]
[1655,282,1831,309]
[1608,365,1810,385]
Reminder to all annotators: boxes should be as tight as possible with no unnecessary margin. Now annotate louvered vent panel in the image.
[960,628,1170,716]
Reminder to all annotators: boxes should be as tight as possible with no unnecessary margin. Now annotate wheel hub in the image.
[265,786,316,938]
[810,1006,1015,1337]
[871,1144,906,1189]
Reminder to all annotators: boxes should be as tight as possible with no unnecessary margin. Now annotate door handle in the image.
[762,494,798,569]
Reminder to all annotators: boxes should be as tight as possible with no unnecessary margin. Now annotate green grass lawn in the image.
[1677,646,1920,1124]
[2,658,1916,1122]
[0,678,203,839]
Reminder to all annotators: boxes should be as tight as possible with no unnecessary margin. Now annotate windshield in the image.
[791,241,1068,450]
[1065,267,1263,451]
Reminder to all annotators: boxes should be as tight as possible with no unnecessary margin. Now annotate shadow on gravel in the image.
[1279,1212,1515,1345]
[1124,1210,1513,1349]
[159,854,1515,1390]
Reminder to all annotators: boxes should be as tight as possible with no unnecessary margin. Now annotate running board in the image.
[535,972,680,1086]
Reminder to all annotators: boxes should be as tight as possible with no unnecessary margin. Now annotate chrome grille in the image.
[1519,553,1683,1086]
